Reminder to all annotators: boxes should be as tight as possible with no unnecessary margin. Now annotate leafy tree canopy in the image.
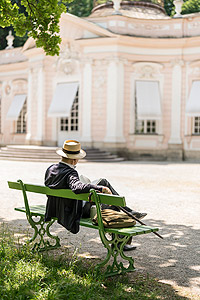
[182,0,200,15]
[164,0,200,16]
[67,0,93,17]
[0,0,70,56]
[1,0,200,55]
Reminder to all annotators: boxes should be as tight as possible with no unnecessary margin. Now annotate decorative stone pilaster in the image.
[26,61,45,145]
[169,60,184,146]
[104,57,125,144]
[81,58,93,143]
[26,68,33,142]
[36,63,44,142]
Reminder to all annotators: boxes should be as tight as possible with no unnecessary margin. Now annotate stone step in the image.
[0,145,125,162]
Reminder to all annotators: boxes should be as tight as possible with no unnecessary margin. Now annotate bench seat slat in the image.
[15,205,159,236]
[15,205,46,217]
[105,225,159,236]
[80,218,159,236]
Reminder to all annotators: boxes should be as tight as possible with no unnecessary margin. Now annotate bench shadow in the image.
[0,217,199,297]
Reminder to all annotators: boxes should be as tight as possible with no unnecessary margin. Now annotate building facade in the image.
[1,0,200,160]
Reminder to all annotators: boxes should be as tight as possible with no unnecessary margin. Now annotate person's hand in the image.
[102,187,112,194]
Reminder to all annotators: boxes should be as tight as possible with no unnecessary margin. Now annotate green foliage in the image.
[67,0,93,17]
[182,0,200,15]
[0,0,69,56]
[164,0,174,16]
[0,224,191,300]
[164,0,200,16]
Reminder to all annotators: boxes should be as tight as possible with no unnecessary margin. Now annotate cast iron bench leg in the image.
[27,215,61,251]
[95,232,135,277]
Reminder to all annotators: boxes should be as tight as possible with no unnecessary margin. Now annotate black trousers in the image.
[82,178,133,217]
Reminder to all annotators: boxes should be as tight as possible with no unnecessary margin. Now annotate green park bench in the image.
[8,179,159,277]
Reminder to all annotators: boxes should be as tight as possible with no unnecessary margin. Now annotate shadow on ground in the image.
[0,216,199,298]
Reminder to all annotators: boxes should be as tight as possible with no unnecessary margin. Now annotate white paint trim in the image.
[84,45,200,56]
[83,30,99,38]
[29,55,45,62]
[0,70,28,77]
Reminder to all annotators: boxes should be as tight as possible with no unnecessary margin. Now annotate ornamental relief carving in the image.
[128,23,170,32]
[190,67,200,76]
[132,62,163,79]
[5,84,11,95]
[170,59,184,67]
[105,57,128,65]
[56,42,80,75]
[93,59,108,66]
[188,21,200,29]
[189,60,200,76]
[12,79,27,94]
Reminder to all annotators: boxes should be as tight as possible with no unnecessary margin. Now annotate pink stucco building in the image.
[1,0,200,160]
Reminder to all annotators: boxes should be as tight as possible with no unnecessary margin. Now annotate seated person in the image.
[44,140,147,251]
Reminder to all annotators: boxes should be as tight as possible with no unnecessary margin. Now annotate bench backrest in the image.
[8,180,126,207]
[8,179,126,233]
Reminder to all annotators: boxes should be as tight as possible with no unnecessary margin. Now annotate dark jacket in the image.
[44,162,102,234]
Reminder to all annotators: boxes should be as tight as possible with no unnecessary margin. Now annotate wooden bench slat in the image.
[8,181,126,207]
[15,205,46,217]
[14,205,158,236]
[80,218,99,229]
[80,218,158,236]
[105,225,159,236]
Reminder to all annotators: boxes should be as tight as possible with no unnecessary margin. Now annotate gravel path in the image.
[1,159,200,298]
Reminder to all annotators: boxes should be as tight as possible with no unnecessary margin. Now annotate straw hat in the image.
[56,140,86,159]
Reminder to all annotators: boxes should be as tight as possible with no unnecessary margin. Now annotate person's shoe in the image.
[131,211,147,220]
[123,245,137,251]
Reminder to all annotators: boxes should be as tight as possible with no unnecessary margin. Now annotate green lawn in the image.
[0,224,191,300]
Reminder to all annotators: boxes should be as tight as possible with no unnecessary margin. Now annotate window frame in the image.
[192,116,200,135]
[60,89,79,133]
[135,119,157,135]
[135,90,158,135]
[15,100,27,134]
